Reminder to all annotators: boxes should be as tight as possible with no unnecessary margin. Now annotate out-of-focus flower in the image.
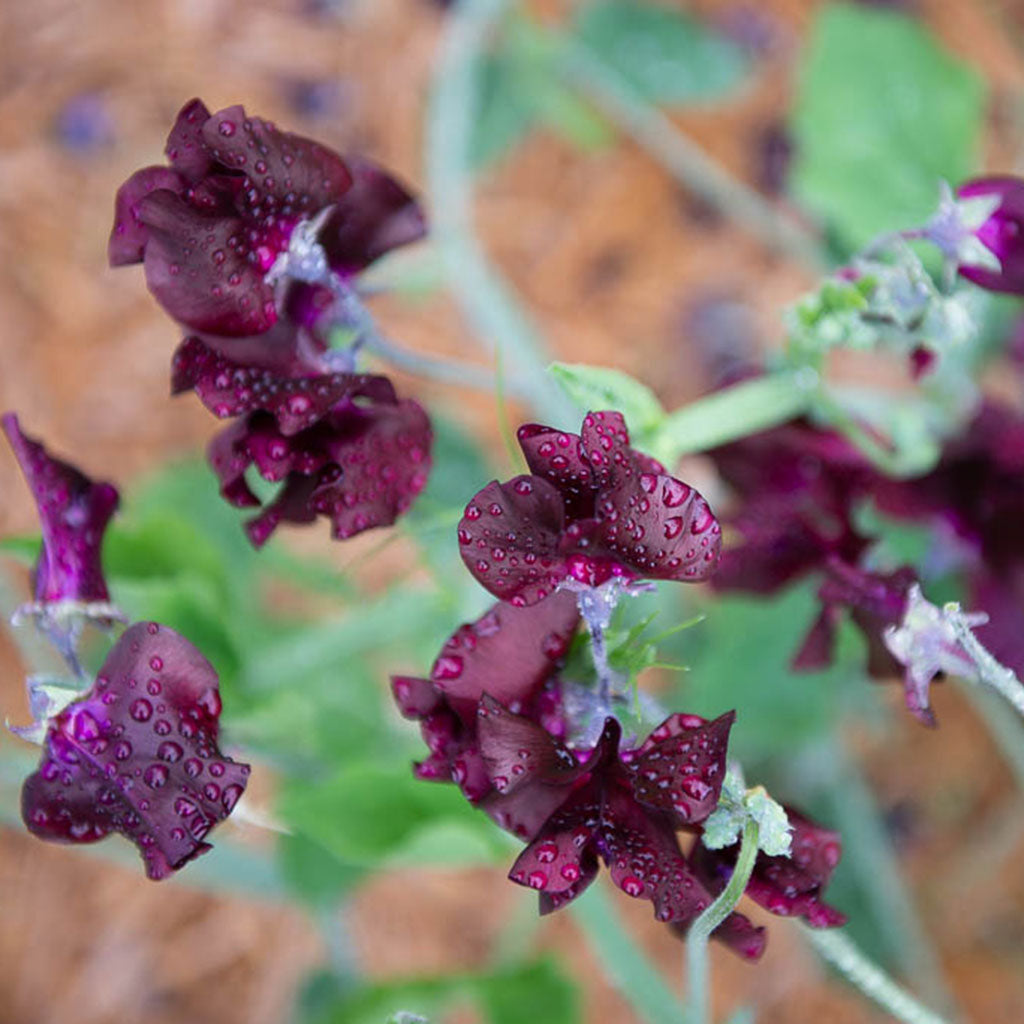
[21,622,250,880]
[953,176,1024,295]
[172,337,431,546]
[458,411,721,606]
[109,98,423,339]
[3,413,119,610]
[692,806,847,928]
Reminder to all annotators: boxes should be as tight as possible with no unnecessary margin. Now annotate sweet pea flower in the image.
[109,98,424,338]
[954,176,1024,295]
[3,413,119,612]
[458,411,721,606]
[21,622,250,880]
[172,337,431,546]
[480,700,765,959]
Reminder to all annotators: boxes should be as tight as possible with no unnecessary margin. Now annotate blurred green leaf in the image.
[548,363,666,445]
[0,534,40,564]
[476,958,580,1024]
[572,1,749,104]
[277,830,363,906]
[791,2,985,252]
[678,584,852,767]
[298,959,577,1024]
[280,762,505,867]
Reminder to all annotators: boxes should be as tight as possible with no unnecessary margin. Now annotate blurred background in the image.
[3,0,1024,1022]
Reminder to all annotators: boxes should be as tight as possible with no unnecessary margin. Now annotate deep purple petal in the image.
[579,410,637,490]
[321,156,426,274]
[245,472,321,548]
[427,593,579,722]
[200,105,353,214]
[458,476,567,605]
[136,190,275,337]
[108,166,186,267]
[517,423,596,520]
[21,622,250,880]
[391,676,444,718]
[476,696,583,795]
[595,466,722,583]
[626,711,733,825]
[508,780,603,896]
[3,414,119,605]
[171,336,396,434]
[598,784,720,926]
[309,398,431,539]
[957,176,1024,295]
[164,98,215,180]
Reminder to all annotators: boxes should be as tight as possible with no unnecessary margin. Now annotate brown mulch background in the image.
[3,1,1024,1021]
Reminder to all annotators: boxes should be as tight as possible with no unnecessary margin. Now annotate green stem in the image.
[946,602,1024,719]
[425,0,571,424]
[554,36,828,273]
[571,882,685,1024]
[654,369,818,463]
[803,926,951,1024]
[362,333,505,396]
[686,819,760,1024]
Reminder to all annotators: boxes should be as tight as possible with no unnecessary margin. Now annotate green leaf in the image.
[791,2,985,252]
[279,763,505,867]
[473,52,541,166]
[548,363,665,442]
[277,831,363,906]
[476,959,580,1024]
[572,0,749,104]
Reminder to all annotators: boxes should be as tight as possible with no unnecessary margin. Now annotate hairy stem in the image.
[571,882,686,1024]
[686,819,760,1024]
[555,36,827,272]
[803,926,951,1024]
[946,602,1024,719]
[426,0,571,424]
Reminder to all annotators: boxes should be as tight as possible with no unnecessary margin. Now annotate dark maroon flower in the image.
[392,592,579,826]
[692,807,846,929]
[21,622,250,880]
[480,701,764,959]
[458,411,721,606]
[172,337,431,546]
[955,177,1024,295]
[793,559,916,678]
[872,401,1024,679]
[3,413,119,607]
[109,98,424,338]
[709,419,871,595]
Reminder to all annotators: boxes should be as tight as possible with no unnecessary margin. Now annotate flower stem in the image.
[553,35,828,273]
[686,818,760,1024]
[802,926,951,1024]
[945,601,1024,719]
[425,0,572,425]
[571,882,686,1024]
[653,369,818,464]
[360,332,506,396]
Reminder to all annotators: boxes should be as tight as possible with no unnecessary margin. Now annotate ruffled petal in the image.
[108,166,186,267]
[458,476,567,605]
[627,711,733,825]
[321,156,426,274]
[164,97,215,180]
[21,623,249,880]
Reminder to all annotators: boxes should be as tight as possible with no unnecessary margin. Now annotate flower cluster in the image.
[110,98,432,546]
[22,622,249,880]
[459,411,721,605]
[398,410,845,957]
[4,421,249,877]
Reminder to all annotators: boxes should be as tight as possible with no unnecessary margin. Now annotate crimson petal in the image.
[517,423,596,520]
[21,622,250,880]
[627,711,734,824]
[3,414,119,605]
[321,157,426,275]
[108,166,186,267]
[171,336,396,434]
[164,97,215,180]
[458,476,567,605]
